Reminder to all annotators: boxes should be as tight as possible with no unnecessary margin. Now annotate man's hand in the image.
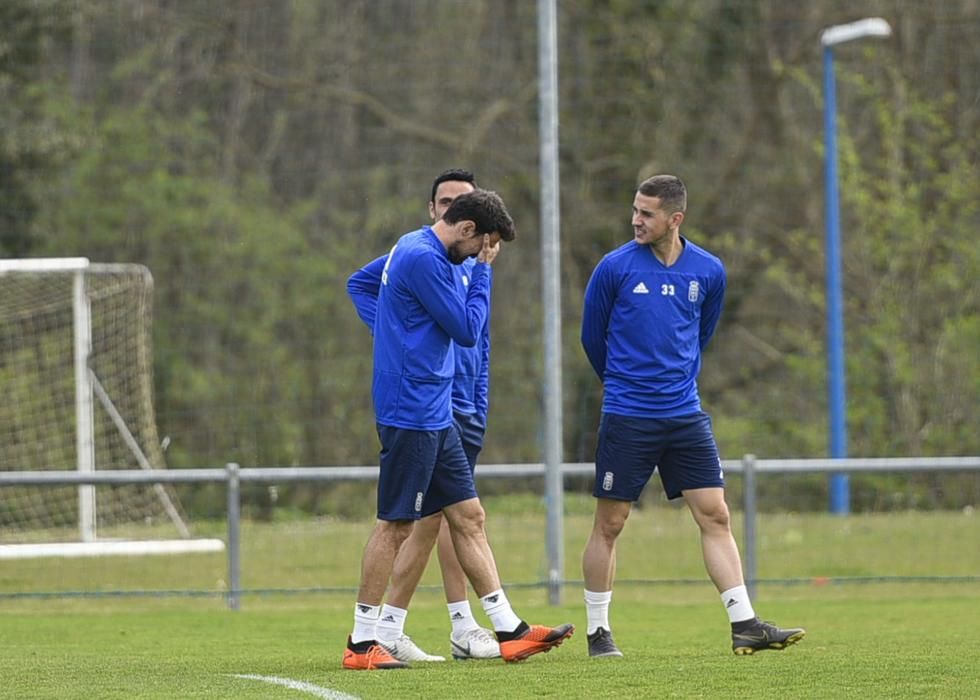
[477,234,500,264]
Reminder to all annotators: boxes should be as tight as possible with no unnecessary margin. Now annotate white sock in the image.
[448,600,480,637]
[480,589,522,633]
[375,603,408,642]
[584,589,612,635]
[351,602,381,644]
[720,585,756,624]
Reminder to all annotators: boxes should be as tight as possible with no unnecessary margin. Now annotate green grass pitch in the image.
[3,585,978,698]
[2,500,978,697]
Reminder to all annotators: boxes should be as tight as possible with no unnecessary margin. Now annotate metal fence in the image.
[1,456,978,608]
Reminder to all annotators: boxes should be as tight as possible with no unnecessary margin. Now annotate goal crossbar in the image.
[0,257,90,273]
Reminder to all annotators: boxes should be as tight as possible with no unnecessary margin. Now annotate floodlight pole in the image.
[538,0,564,606]
[821,18,891,515]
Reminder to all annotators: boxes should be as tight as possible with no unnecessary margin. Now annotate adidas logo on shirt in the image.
[632,282,650,294]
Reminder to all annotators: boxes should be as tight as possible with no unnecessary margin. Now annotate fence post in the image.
[226,462,241,611]
[742,454,757,601]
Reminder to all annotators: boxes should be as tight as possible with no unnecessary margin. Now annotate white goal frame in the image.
[0,258,223,558]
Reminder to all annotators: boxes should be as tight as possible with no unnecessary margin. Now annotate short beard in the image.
[447,244,472,265]
[447,246,466,265]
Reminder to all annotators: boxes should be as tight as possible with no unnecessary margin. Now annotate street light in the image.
[821,17,892,515]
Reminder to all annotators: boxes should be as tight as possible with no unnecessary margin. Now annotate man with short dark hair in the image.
[580,174,805,658]
[343,188,573,670]
[347,169,500,662]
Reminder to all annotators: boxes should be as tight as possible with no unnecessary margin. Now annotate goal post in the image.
[0,258,222,557]
[72,258,97,541]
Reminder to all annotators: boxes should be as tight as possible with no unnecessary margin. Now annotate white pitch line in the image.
[230,673,360,700]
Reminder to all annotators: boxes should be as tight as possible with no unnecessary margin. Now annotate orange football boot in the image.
[342,636,408,670]
[498,622,574,662]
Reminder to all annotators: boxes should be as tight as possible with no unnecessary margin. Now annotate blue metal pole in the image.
[822,46,850,514]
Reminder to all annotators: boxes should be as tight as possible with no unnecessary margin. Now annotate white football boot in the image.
[450,627,502,660]
[378,634,446,662]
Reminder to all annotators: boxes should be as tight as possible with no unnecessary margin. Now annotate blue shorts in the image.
[453,411,485,471]
[376,423,479,521]
[594,411,724,501]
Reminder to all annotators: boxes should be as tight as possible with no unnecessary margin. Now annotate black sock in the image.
[495,620,530,641]
[347,636,376,652]
[731,617,759,633]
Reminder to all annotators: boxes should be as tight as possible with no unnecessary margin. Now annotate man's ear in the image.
[458,220,478,238]
[669,211,685,230]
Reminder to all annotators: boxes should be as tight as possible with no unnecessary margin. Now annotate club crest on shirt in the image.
[688,280,700,302]
[461,274,469,287]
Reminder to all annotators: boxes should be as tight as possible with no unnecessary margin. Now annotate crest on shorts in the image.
[414,492,424,511]
[602,471,614,491]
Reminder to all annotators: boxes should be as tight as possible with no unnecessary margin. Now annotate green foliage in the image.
[7,2,979,506]
[0,0,74,255]
[836,69,980,456]
[34,107,333,467]
[708,52,979,461]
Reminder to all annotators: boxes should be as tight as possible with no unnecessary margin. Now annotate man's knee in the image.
[701,506,732,532]
[377,518,415,546]
[687,495,732,533]
[593,500,631,541]
[444,498,486,536]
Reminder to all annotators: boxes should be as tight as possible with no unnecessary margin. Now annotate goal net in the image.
[0,259,221,557]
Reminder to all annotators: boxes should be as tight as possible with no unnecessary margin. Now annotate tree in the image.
[0,0,73,256]
[16,0,980,496]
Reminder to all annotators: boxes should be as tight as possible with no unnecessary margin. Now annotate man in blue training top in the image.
[580,174,805,658]
[343,189,574,670]
[347,169,500,662]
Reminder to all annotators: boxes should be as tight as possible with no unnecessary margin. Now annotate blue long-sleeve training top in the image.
[347,252,491,422]
[364,226,491,430]
[581,238,726,418]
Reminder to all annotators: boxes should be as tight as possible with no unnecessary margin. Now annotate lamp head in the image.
[821,17,892,47]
